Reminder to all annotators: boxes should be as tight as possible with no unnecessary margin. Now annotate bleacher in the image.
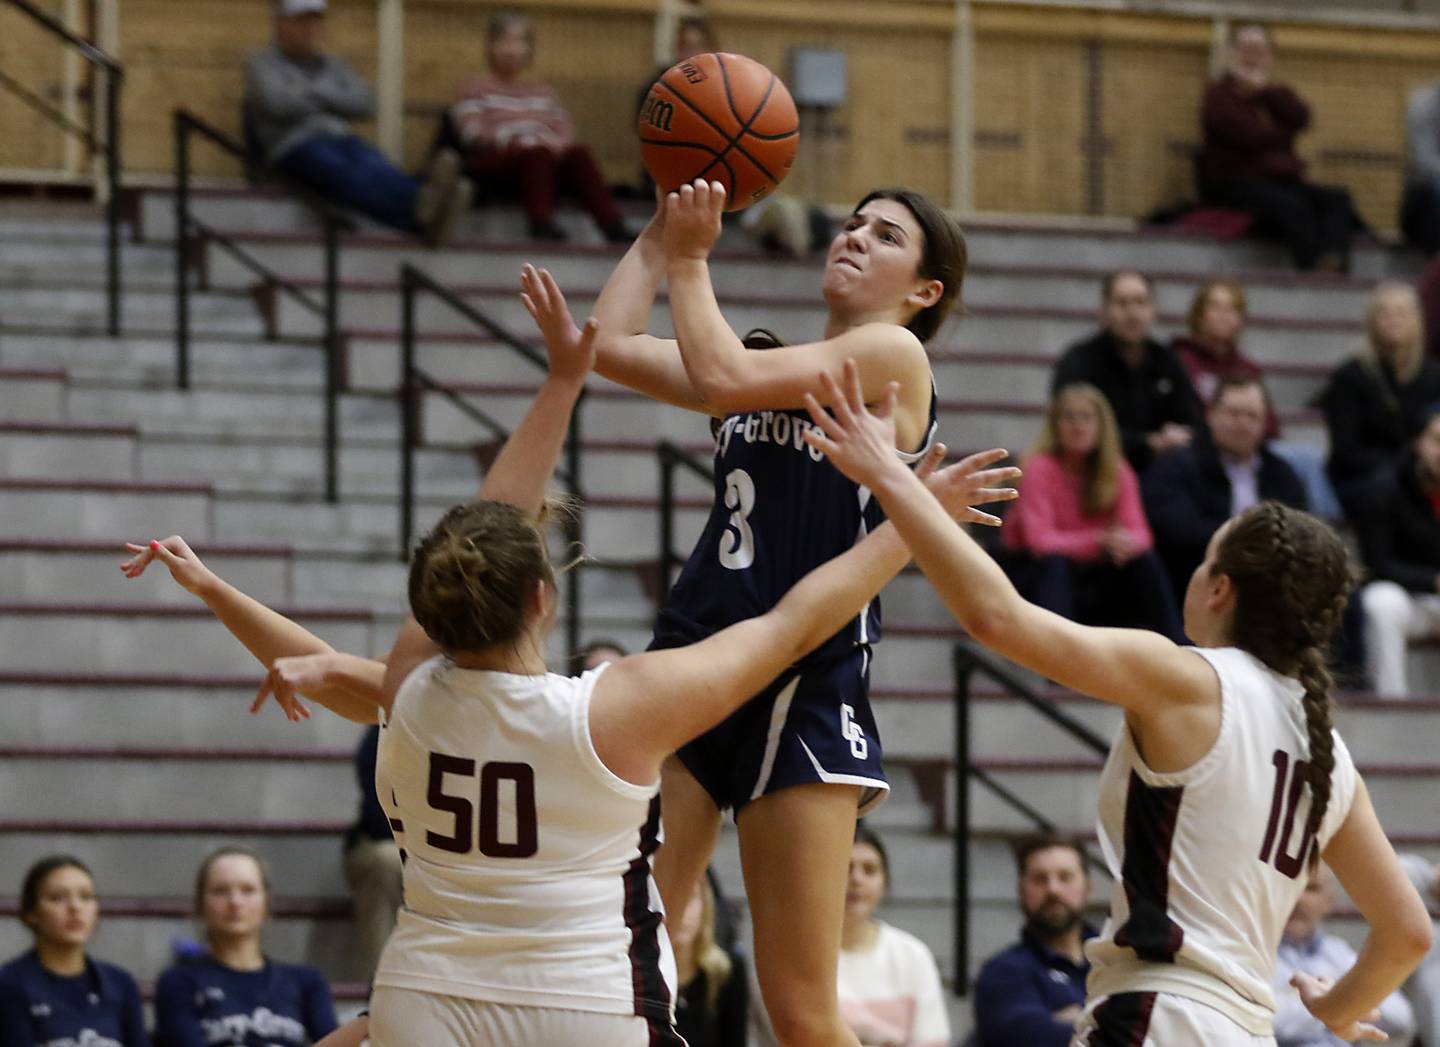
[3,188,1440,1038]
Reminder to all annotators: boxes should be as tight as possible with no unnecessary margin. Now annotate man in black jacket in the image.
[1143,376,1308,599]
[1052,271,1203,471]
[1357,406,1440,697]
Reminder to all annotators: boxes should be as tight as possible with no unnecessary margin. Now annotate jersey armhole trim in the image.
[570,665,661,801]
[1119,647,1231,788]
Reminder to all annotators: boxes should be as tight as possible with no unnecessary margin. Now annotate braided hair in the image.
[1213,502,1355,866]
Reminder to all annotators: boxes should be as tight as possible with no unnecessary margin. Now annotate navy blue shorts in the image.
[656,640,889,816]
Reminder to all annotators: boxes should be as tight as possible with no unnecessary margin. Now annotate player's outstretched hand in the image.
[520,263,598,385]
[923,447,1021,528]
[802,359,905,489]
[120,535,214,595]
[251,654,334,723]
[663,178,725,262]
[1290,972,1390,1042]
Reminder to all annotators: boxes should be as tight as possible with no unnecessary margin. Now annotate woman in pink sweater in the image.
[1001,383,1183,640]
[452,13,627,242]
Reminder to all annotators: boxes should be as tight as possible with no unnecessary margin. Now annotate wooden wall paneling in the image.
[0,1,71,173]
[1098,39,1209,221]
[971,33,1087,215]
[402,1,654,182]
[117,0,379,177]
[704,15,952,206]
[1278,45,1436,233]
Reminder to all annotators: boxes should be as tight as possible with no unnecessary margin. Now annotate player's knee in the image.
[765,1003,844,1047]
[1362,580,1410,630]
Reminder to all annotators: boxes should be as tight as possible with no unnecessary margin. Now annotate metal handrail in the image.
[951,639,1110,997]
[3,0,123,334]
[655,440,714,597]
[173,108,354,501]
[399,263,585,656]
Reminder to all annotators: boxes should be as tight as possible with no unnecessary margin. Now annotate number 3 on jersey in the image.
[719,468,756,570]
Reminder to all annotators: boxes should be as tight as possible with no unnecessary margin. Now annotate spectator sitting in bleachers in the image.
[154,847,338,1047]
[342,725,399,982]
[1398,854,1440,1047]
[1354,404,1440,699]
[1000,382,1183,641]
[1319,282,1440,521]
[1402,80,1440,258]
[1272,868,1415,1046]
[0,855,150,1046]
[1171,278,1279,438]
[570,636,628,676]
[973,835,1096,1047]
[837,824,949,1047]
[452,12,629,243]
[670,877,748,1047]
[1143,375,1307,603]
[1197,22,1358,272]
[244,0,469,245]
[1051,270,1202,472]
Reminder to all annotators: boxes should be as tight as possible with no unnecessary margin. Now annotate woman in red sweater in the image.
[1197,23,1358,271]
[1001,383,1183,639]
[452,13,627,242]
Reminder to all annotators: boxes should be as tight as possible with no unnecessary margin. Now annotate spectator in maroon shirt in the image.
[1171,279,1279,438]
[1197,23,1358,272]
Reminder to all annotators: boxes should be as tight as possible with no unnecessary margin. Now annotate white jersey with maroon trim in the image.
[371,658,679,1033]
[1083,646,1358,1035]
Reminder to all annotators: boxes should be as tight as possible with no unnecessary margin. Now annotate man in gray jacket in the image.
[245,0,468,243]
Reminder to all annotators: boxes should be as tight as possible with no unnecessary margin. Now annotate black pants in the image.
[1003,551,1185,642]
[1203,178,1356,269]
[1402,180,1440,257]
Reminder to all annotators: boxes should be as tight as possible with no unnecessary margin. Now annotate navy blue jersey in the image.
[152,956,337,1047]
[655,389,938,667]
[0,950,150,1047]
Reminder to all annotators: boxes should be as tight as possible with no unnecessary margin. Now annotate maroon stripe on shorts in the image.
[1086,991,1158,1046]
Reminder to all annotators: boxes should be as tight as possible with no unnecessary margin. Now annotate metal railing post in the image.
[104,65,121,336]
[658,444,676,593]
[323,219,340,503]
[565,392,584,657]
[399,266,417,560]
[952,643,975,998]
[174,112,191,390]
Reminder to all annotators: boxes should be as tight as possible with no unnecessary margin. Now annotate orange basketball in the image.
[638,52,799,211]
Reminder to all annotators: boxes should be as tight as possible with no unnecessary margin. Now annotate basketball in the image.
[638,52,799,211]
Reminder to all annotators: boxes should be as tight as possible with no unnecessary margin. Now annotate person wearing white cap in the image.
[244,0,470,244]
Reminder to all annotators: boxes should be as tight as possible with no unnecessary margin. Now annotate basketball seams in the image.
[649,66,784,192]
[712,55,782,184]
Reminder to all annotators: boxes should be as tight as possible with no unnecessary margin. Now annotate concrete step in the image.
[0,746,355,822]
[0,540,295,607]
[0,672,371,750]
[0,422,138,480]
[0,602,390,674]
[0,330,322,384]
[201,231,1380,324]
[0,368,69,423]
[0,478,213,541]
[0,286,262,336]
[266,279,1366,368]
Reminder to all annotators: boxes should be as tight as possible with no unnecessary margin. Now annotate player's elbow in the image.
[1397,910,1434,962]
[960,600,1020,652]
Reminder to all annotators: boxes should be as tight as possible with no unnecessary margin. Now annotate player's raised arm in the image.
[120,536,384,723]
[586,199,713,414]
[380,264,599,708]
[1298,778,1434,1040]
[662,180,934,434]
[590,399,1020,784]
[801,361,1217,720]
